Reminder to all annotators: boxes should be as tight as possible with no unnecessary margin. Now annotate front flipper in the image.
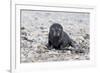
[46,40,53,50]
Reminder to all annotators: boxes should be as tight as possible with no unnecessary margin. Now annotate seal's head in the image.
[50,23,63,38]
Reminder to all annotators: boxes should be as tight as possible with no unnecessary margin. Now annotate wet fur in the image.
[47,23,74,50]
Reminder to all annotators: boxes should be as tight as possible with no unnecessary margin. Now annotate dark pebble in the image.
[21,27,25,30]
[84,34,89,39]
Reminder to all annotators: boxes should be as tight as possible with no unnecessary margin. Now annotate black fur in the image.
[47,23,74,50]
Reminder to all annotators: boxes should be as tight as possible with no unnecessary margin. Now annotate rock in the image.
[67,51,71,55]
[21,27,25,30]
[83,34,89,39]
[74,55,80,59]
[21,32,27,36]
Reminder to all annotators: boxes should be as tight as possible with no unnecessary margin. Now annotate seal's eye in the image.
[57,28,62,31]
[51,28,55,31]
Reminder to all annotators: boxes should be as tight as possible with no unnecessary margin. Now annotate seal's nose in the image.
[53,31,56,36]
[57,32,60,36]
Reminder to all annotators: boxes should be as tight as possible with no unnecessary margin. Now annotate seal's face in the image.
[50,23,63,38]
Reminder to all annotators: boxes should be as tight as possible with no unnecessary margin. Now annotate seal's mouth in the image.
[53,37,60,46]
[53,35,60,40]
